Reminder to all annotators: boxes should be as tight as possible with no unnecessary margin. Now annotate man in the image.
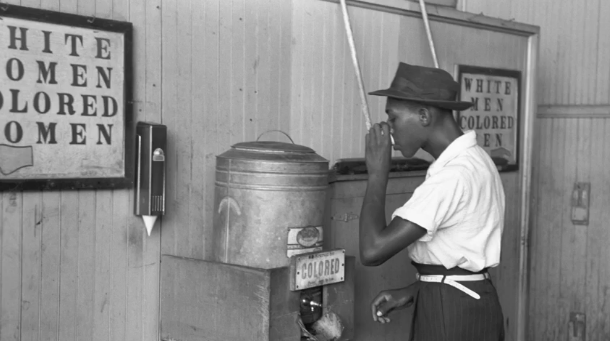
[360,62,505,341]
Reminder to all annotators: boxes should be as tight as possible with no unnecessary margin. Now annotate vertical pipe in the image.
[418,0,439,68]
[339,0,372,131]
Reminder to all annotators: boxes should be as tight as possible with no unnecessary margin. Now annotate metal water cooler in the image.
[160,139,355,341]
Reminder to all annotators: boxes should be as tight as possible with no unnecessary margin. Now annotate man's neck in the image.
[422,122,464,159]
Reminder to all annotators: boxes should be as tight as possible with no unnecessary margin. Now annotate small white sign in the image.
[290,249,345,291]
[286,226,323,257]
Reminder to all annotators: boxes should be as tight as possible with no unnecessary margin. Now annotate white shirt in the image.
[392,131,505,272]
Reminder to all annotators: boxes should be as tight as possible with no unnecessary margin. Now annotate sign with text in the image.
[0,6,133,190]
[457,66,521,172]
[290,249,345,291]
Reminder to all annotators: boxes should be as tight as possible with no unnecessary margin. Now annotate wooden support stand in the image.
[160,255,355,341]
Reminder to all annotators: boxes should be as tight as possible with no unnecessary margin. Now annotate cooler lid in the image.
[232,141,315,154]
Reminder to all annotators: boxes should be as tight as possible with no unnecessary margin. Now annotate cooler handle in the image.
[256,130,295,144]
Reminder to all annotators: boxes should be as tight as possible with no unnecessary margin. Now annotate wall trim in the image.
[320,0,540,36]
[537,105,610,118]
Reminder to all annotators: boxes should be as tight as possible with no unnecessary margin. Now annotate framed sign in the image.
[0,5,133,190]
[456,66,521,172]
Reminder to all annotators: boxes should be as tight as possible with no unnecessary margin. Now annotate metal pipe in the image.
[418,0,439,68]
[339,0,372,131]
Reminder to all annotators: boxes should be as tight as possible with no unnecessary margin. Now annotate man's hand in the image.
[371,282,419,324]
[365,122,392,178]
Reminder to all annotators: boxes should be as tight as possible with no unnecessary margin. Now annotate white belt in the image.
[416,273,490,300]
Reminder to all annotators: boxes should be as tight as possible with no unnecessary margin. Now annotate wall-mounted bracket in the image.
[571,182,590,225]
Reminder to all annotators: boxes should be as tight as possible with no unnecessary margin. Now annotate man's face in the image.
[385,98,424,158]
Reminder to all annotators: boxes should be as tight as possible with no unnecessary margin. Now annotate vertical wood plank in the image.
[558,118,576,341]
[59,0,78,14]
[228,0,245,146]
[174,0,193,257]
[1,191,22,341]
[109,191,128,341]
[188,0,207,261]
[547,118,565,341]
[58,191,78,341]
[40,191,60,341]
[39,0,59,12]
[267,0,282,131]
[243,0,258,143]
[71,3,97,340]
[160,0,180,256]
[530,119,548,341]
[277,0,292,133]
[75,192,96,341]
[95,0,111,19]
[254,0,273,140]
[92,191,112,341]
[201,0,220,259]
[130,0,147,124]
[125,191,143,341]
[112,0,128,22]
[596,0,610,104]
[584,118,602,341]
[142,0,162,337]
[572,119,590,315]
[600,119,610,340]
[320,4,334,158]
[307,1,324,152]
[290,0,304,145]
[20,191,42,341]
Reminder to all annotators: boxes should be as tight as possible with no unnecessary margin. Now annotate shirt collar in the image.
[427,130,477,176]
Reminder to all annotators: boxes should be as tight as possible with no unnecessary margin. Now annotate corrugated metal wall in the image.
[464,0,610,340]
[0,0,535,340]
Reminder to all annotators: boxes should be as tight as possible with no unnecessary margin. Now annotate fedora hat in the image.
[369,62,473,111]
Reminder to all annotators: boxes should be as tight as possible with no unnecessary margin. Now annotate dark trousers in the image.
[410,263,505,341]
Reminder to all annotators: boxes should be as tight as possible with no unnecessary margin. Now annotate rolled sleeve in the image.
[392,169,466,242]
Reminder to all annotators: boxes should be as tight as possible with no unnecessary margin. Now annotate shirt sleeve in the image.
[392,168,467,242]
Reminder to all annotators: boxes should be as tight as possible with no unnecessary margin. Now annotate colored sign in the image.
[290,249,345,291]
[457,66,521,171]
[0,6,132,189]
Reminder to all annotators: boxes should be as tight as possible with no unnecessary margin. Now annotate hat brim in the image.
[369,88,473,111]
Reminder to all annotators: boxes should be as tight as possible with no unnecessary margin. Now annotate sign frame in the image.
[0,4,134,191]
[289,248,345,291]
[456,65,521,172]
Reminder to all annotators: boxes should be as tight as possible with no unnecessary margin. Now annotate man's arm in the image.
[359,174,426,266]
[360,123,426,266]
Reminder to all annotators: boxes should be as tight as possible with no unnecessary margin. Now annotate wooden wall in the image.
[293,1,533,340]
[463,0,610,340]
[0,0,535,340]
[0,0,162,340]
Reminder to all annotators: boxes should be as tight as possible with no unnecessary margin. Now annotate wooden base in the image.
[160,255,355,341]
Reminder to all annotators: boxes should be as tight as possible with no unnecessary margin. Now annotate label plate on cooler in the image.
[286,226,323,257]
[289,249,345,291]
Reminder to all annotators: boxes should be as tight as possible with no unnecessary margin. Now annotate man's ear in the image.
[418,108,431,127]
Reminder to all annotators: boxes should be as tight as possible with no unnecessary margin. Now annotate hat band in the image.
[392,77,456,101]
